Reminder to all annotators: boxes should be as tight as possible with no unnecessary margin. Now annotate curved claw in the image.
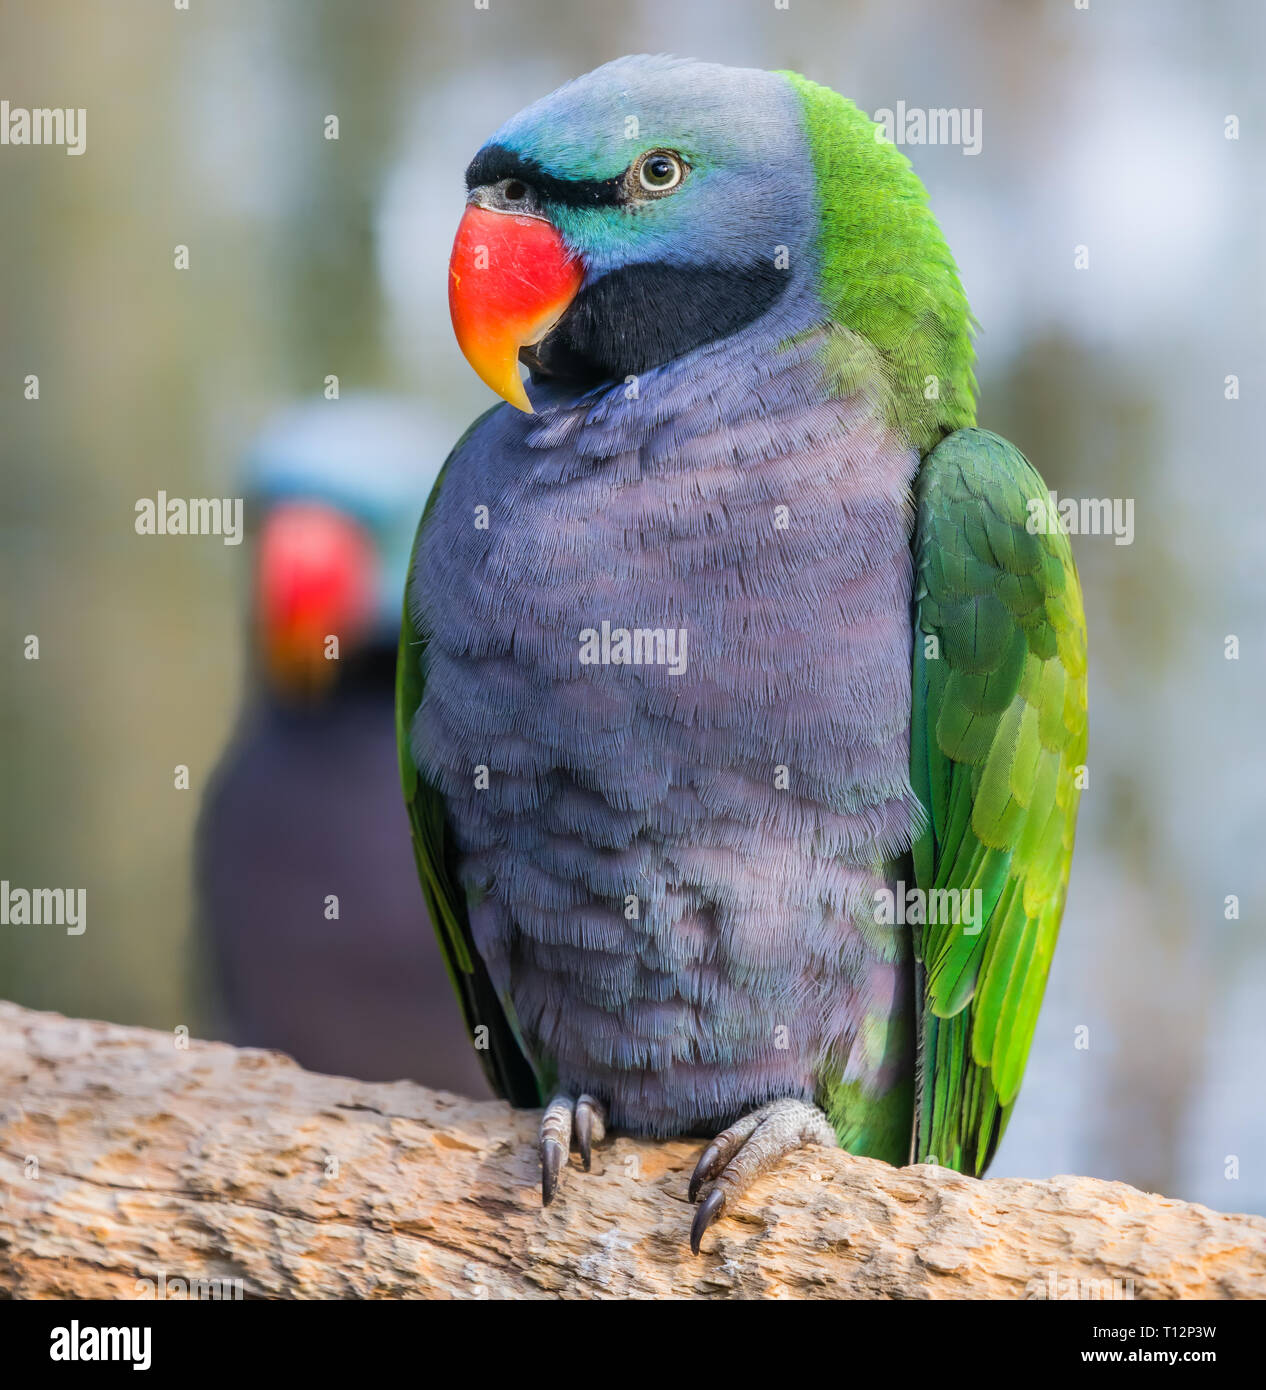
[575,1094,605,1171]
[687,1109,764,1204]
[541,1137,566,1206]
[538,1094,605,1203]
[690,1187,726,1256]
[684,1098,837,1254]
[539,1095,574,1207]
[575,1113,593,1171]
[688,1138,726,1203]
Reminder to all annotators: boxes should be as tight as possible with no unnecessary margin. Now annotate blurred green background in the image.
[2,0,1262,1212]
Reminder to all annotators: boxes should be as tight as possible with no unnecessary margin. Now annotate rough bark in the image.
[0,1001,1262,1300]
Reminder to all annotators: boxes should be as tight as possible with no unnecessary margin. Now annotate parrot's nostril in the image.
[503,180,527,202]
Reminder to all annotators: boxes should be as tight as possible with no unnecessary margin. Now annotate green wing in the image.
[395,421,543,1106]
[910,427,1088,1174]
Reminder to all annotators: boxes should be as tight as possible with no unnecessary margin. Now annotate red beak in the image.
[448,204,583,412]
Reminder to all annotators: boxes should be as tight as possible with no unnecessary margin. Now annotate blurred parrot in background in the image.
[397,56,1087,1251]
[198,395,490,1095]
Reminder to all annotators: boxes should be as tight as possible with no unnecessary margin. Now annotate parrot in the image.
[396,55,1088,1254]
[198,394,490,1095]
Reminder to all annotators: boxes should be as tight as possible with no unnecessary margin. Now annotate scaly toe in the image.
[688,1098,837,1255]
[538,1093,608,1204]
[539,1095,574,1206]
[688,1108,764,1202]
[574,1094,606,1171]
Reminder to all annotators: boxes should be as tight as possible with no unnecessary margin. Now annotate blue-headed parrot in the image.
[198,395,490,1095]
[396,57,1087,1252]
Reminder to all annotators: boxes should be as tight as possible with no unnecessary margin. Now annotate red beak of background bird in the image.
[448,203,583,412]
[255,502,378,698]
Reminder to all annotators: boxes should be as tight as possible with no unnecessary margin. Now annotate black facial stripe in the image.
[465,143,625,209]
[525,259,791,384]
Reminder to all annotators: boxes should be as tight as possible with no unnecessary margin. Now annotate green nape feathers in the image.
[785,71,978,453]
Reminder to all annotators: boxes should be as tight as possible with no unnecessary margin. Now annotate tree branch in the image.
[0,1001,1261,1299]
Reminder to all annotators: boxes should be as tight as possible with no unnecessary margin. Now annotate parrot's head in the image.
[246,395,447,702]
[449,54,975,443]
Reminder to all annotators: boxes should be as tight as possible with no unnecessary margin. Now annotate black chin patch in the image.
[524,259,790,386]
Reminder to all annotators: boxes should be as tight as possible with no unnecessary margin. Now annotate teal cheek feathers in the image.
[547,195,702,278]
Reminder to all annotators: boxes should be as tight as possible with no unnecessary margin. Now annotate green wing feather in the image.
[911,428,1088,1174]
[395,418,543,1106]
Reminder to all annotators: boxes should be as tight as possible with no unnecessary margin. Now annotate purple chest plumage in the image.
[412,329,922,1133]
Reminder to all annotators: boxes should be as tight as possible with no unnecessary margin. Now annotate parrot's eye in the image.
[633,150,686,197]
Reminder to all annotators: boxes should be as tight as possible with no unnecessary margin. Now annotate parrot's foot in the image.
[687,1097,837,1255]
[539,1092,607,1206]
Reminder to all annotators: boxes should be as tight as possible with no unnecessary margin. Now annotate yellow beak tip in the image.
[478,365,534,414]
